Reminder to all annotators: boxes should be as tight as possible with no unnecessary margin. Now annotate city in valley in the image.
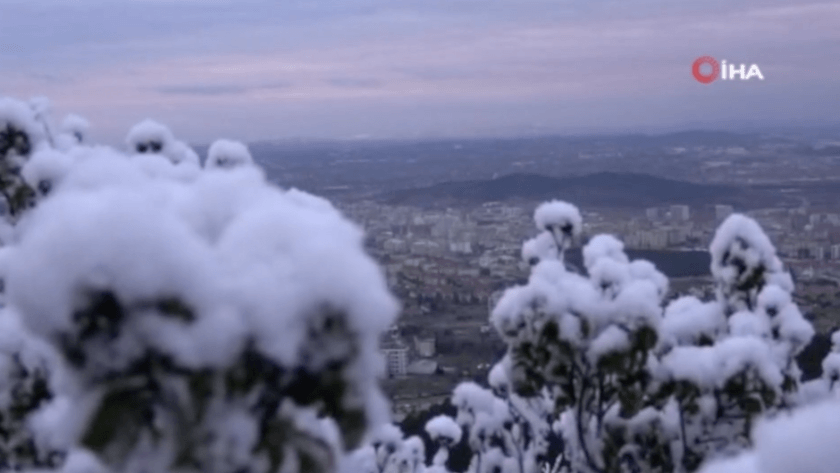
[241,129,840,420]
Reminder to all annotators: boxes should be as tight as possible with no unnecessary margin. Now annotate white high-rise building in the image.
[381,340,409,378]
[670,205,690,222]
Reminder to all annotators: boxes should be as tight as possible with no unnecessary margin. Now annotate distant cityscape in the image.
[327,197,840,419]
[251,129,840,419]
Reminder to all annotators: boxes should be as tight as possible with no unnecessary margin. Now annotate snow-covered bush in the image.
[647,215,813,470]
[343,424,426,473]
[0,96,400,473]
[59,115,90,145]
[126,119,200,167]
[205,139,254,170]
[484,202,813,473]
[466,365,561,473]
[0,310,64,470]
[0,98,49,219]
[425,414,462,468]
[530,201,582,261]
[345,372,560,473]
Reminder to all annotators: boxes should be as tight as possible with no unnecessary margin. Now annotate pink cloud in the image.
[3,0,838,141]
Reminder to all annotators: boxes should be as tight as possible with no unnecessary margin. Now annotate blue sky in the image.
[1,0,838,144]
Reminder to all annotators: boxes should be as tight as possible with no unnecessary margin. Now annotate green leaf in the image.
[156,297,195,322]
[684,401,700,415]
[256,417,288,472]
[633,325,658,352]
[781,374,797,393]
[682,448,703,471]
[741,396,763,414]
[597,352,625,373]
[81,386,151,465]
[618,388,643,418]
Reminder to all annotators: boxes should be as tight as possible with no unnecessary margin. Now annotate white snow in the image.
[728,311,771,339]
[710,214,781,277]
[533,200,581,251]
[699,452,759,473]
[0,103,402,472]
[587,325,631,363]
[521,231,558,265]
[701,400,840,473]
[205,139,254,170]
[628,259,669,298]
[582,234,629,271]
[0,97,47,158]
[126,119,174,154]
[425,415,462,443]
[21,149,75,197]
[125,119,199,167]
[534,201,582,234]
[710,214,789,312]
[487,359,510,394]
[659,336,783,390]
[660,296,725,347]
[59,114,90,145]
[371,423,403,447]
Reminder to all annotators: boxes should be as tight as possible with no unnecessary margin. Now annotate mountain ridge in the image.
[380,171,742,208]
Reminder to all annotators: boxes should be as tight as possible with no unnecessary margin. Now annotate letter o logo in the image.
[692,56,719,84]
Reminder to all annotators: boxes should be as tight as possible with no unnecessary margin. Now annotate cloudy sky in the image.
[1,0,838,144]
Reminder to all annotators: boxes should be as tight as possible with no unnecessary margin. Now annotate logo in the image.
[692,56,764,84]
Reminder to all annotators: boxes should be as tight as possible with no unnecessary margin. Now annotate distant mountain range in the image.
[381,172,746,208]
[545,130,770,148]
[248,129,784,151]
[247,129,787,165]
[381,171,840,209]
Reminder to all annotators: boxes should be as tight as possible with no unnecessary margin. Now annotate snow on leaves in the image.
[0,96,399,473]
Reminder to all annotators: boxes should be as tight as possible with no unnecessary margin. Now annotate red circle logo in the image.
[692,56,719,84]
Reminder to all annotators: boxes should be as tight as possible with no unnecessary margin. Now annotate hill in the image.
[381,172,743,208]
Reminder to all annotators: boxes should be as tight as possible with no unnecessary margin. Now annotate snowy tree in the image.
[0,99,65,470]
[485,202,814,473]
[449,381,516,473]
[0,309,64,470]
[126,119,200,168]
[0,96,400,473]
[59,115,90,145]
[425,414,462,470]
[344,372,558,473]
[343,424,425,473]
[446,364,565,473]
[205,139,255,170]
[648,214,814,470]
[0,98,48,219]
